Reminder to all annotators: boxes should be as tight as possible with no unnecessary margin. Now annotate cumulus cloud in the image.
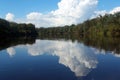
[91,6,120,19]
[109,7,120,14]
[25,0,98,27]
[27,40,98,77]
[6,47,16,57]
[5,13,15,21]
[26,12,42,20]
[91,10,107,18]
[8,0,120,27]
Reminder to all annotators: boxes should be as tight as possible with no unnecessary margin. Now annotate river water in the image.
[0,39,120,80]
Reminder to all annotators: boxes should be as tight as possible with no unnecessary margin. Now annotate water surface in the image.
[0,39,120,80]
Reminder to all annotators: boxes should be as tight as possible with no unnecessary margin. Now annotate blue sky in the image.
[97,0,120,11]
[0,0,120,27]
[0,0,119,17]
[0,0,60,18]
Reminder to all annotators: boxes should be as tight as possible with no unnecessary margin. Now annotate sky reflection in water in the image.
[6,40,98,77]
[4,39,120,80]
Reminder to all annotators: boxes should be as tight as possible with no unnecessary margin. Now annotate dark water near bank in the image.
[0,38,120,80]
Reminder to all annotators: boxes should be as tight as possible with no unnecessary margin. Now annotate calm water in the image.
[0,39,120,80]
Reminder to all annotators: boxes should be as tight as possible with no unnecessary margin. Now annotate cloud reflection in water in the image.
[6,47,16,57]
[27,40,98,77]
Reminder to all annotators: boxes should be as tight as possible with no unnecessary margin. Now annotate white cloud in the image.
[25,0,98,27]
[18,1,120,28]
[5,13,15,21]
[9,0,120,27]
[91,6,120,19]
[109,7,120,14]
[91,10,107,19]
[26,12,42,20]
[6,47,16,57]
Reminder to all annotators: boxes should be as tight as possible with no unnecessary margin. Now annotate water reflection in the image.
[3,39,120,79]
[26,40,98,77]
[6,47,16,57]
[0,36,119,80]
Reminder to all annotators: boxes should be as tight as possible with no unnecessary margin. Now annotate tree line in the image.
[0,12,119,54]
[37,12,120,38]
[36,12,120,54]
[0,19,37,37]
[0,12,120,38]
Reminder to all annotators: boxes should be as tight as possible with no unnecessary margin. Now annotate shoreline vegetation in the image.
[0,19,37,38]
[0,12,119,38]
[0,12,120,54]
[37,12,120,38]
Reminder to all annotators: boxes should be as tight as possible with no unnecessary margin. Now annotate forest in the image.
[37,12,120,38]
[0,19,37,38]
[36,12,120,54]
[0,12,120,54]
[0,12,120,38]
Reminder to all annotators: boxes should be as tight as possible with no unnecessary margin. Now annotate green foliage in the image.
[36,12,120,54]
[0,18,37,37]
[37,12,120,38]
[0,19,10,35]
